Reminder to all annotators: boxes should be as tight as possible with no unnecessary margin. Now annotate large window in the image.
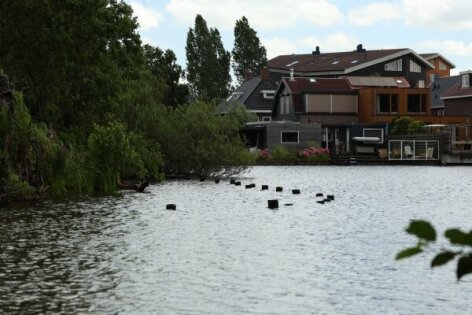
[410,60,421,73]
[281,131,299,143]
[377,94,398,113]
[407,94,427,113]
[385,59,402,71]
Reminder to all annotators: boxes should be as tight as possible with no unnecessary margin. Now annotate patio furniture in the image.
[404,145,414,158]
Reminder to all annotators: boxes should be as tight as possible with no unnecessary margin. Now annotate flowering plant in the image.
[258,148,272,160]
[299,147,329,157]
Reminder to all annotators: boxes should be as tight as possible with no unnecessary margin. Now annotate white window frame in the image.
[385,59,402,71]
[409,60,421,73]
[261,90,275,99]
[418,80,425,88]
[363,128,384,144]
[463,74,470,88]
[281,131,299,144]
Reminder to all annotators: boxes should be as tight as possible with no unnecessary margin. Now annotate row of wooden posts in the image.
[166,178,334,210]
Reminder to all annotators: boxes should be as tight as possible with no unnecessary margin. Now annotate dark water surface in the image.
[1,166,471,314]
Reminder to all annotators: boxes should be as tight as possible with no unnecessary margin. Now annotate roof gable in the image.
[420,53,456,68]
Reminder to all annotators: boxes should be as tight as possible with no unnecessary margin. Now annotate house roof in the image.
[431,75,461,108]
[345,76,410,88]
[267,48,433,75]
[216,77,277,113]
[420,53,456,68]
[282,77,355,94]
[441,83,472,100]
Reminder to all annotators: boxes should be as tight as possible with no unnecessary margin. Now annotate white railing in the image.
[388,140,439,160]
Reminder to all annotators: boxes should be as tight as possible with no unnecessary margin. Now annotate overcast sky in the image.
[126,0,472,76]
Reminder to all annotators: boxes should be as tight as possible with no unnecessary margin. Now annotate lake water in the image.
[1,166,471,314]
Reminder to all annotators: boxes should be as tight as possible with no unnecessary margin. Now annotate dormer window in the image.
[231,91,244,100]
[462,74,470,88]
[286,61,299,67]
[385,59,402,71]
[261,90,275,99]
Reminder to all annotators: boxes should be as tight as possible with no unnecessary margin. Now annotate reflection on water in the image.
[1,166,471,314]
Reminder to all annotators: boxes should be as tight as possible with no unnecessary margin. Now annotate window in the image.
[384,59,402,71]
[331,60,340,65]
[430,73,437,83]
[418,80,425,88]
[281,131,299,143]
[377,94,398,113]
[409,60,421,73]
[407,94,427,113]
[286,61,299,67]
[363,128,384,143]
[284,96,290,114]
[439,61,447,70]
[261,90,275,99]
[463,74,470,88]
[279,97,285,114]
[351,60,359,64]
[261,116,271,122]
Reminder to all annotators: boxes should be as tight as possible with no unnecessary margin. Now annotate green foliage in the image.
[225,103,258,125]
[153,102,254,178]
[143,44,189,108]
[232,16,267,84]
[405,220,436,242]
[270,145,297,161]
[390,116,425,135]
[397,220,472,281]
[186,14,231,101]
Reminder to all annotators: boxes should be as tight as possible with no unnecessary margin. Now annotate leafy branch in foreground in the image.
[396,220,472,281]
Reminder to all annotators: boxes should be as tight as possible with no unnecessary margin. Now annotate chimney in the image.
[260,67,270,80]
[356,44,366,53]
[290,68,294,81]
[313,46,320,55]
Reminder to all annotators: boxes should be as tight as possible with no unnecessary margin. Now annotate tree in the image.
[232,16,267,84]
[143,44,188,108]
[390,116,425,135]
[396,220,472,281]
[186,14,231,101]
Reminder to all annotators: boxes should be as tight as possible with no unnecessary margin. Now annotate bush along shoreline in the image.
[0,85,254,206]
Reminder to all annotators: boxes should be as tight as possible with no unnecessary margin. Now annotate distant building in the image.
[420,53,456,86]
[217,76,276,121]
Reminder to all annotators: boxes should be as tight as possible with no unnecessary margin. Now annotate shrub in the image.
[299,147,331,162]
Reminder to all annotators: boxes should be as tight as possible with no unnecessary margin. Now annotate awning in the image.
[352,136,380,142]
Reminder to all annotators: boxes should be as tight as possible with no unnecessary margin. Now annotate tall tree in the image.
[186,14,231,101]
[232,16,267,84]
[144,44,188,108]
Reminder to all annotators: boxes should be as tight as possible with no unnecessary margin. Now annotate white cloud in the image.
[348,2,401,26]
[165,0,342,31]
[263,33,359,59]
[416,40,472,57]
[130,1,163,31]
[262,37,299,59]
[401,0,472,30]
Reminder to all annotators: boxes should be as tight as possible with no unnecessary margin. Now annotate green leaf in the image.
[396,246,423,260]
[405,220,436,242]
[431,251,457,268]
[457,254,472,280]
[445,229,472,246]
